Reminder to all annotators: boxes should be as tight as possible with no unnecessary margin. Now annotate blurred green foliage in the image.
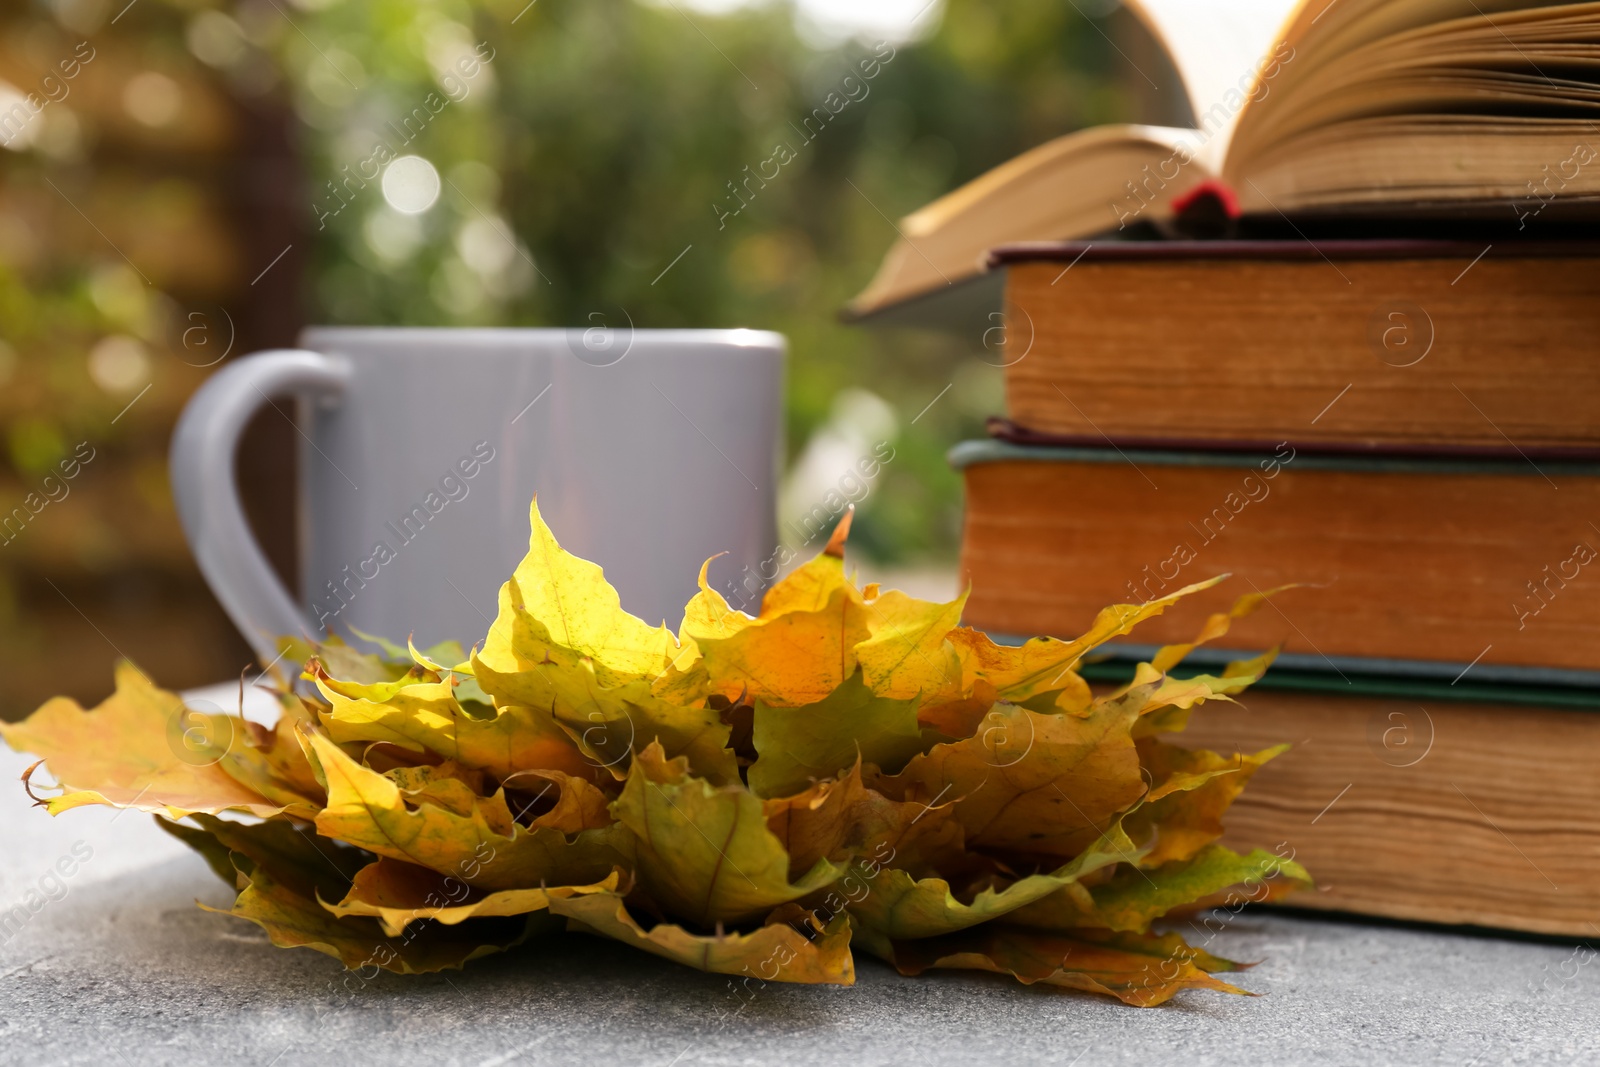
[5,0,1136,569]
[0,0,1142,710]
[270,0,1133,564]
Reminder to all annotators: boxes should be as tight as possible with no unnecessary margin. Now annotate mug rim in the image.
[299,326,786,351]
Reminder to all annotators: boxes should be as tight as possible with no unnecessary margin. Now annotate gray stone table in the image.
[1,740,1594,1067]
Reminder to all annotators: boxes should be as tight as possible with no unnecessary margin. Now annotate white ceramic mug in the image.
[170,327,784,664]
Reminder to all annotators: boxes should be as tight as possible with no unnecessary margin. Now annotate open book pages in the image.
[849,0,1600,317]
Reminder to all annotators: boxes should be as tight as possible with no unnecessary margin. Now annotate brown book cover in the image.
[987,240,1600,453]
[1178,686,1600,937]
[952,439,1600,676]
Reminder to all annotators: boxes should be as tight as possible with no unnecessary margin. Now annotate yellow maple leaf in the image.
[476,498,684,686]
[2,664,314,819]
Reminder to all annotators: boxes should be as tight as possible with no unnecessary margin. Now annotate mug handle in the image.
[169,349,350,667]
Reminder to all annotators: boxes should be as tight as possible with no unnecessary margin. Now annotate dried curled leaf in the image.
[229,860,548,973]
[762,761,964,878]
[308,732,628,892]
[947,576,1225,707]
[325,857,622,936]
[844,821,1141,946]
[549,891,856,985]
[876,925,1251,1007]
[8,499,1306,1003]
[1006,844,1312,934]
[161,814,539,973]
[1126,741,1287,866]
[871,694,1149,858]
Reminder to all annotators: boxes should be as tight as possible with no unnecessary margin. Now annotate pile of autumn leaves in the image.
[2,502,1308,1006]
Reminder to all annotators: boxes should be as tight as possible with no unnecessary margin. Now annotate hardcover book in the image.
[984,240,1600,452]
[952,439,1600,679]
[848,0,1600,317]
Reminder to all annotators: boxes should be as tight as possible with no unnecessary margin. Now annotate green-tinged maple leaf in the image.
[872,692,1151,858]
[279,632,417,687]
[1006,845,1312,934]
[471,614,738,786]
[875,925,1250,1007]
[550,892,856,985]
[398,637,498,707]
[1133,664,1263,716]
[308,733,629,891]
[2,663,313,819]
[612,743,845,927]
[301,659,441,704]
[749,671,926,799]
[345,628,472,676]
[314,670,598,782]
[476,498,684,687]
[224,859,544,973]
[325,857,622,936]
[159,811,367,895]
[845,820,1141,945]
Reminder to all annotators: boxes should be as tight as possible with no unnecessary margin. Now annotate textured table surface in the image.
[1,743,1594,1067]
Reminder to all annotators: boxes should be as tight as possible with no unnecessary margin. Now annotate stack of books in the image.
[849,0,1600,937]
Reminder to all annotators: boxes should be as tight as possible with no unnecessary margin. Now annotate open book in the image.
[848,0,1600,317]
